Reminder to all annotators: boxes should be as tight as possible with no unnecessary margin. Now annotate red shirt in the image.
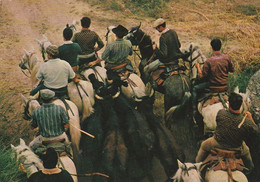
[202,53,234,86]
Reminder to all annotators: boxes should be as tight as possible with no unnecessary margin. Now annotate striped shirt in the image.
[72,29,104,55]
[101,39,132,64]
[30,103,69,138]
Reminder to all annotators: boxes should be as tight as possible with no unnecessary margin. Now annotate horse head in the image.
[105,25,116,45]
[21,94,40,120]
[185,42,206,82]
[36,34,52,61]
[19,48,37,70]
[66,19,77,33]
[171,160,203,182]
[127,22,143,46]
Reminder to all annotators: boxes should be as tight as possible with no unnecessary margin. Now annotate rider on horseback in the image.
[150,18,187,90]
[192,38,234,114]
[152,18,183,65]
[29,89,70,149]
[195,92,258,174]
[58,27,82,73]
[72,17,104,68]
[30,45,77,97]
[28,147,73,182]
[101,24,134,73]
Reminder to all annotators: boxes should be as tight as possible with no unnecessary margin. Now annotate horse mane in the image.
[134,28,153,60]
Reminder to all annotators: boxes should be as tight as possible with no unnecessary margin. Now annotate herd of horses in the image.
[11,21,256,182]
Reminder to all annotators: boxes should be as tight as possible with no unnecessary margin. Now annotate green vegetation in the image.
[228,66,259,93]
[236,4,260,16]
[0,144,27,182]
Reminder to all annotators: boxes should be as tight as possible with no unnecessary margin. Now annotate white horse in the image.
[205,169,248,182]
[171,159,202,182]
[11,138,78,182]
[105,26,116,46]
[20,94,81,154]
[20,40,95,121]
[197,87,250,135]
[19,48,42,88]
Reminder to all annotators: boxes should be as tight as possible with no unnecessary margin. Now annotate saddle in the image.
[202,148,245,182]
[150,63,186,86]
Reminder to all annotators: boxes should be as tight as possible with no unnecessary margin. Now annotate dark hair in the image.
[63,27,73,40]
[210,38,221,51]
[42,147,58,169]
[81,17,91,28]
[229,92,243,110]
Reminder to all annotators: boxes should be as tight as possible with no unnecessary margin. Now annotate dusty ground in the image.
[0,0,259,181]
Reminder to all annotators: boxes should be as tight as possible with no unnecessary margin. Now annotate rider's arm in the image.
[95,34,104,51]
[195,63,203,78]
[60,106,69,130]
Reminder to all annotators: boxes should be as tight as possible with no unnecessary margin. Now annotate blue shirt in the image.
[30,103,69,138]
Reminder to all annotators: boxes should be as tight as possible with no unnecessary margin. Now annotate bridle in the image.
[20,52,35,77]
[23,99,34,120]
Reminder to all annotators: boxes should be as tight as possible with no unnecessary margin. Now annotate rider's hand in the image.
[152,43,157,50]
[73,77,80,83]
[244,111,254,123]
[88,61,96,67]
[195,63,199,69]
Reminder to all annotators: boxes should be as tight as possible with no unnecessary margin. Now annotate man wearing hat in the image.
[30,45,76,97]
[72,17,104,67]
[101,24,133,71]
[29,89,70,148]
[28,147,73,181]
[152,18,182,65]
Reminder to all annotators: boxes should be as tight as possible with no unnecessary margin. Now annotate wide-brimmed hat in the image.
[40,89,55,100]
[153,18,165,28]
[46,45,59,57]
[112,25,128,37]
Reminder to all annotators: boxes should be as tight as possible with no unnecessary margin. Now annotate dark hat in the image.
[46,45,59,57]
[41,147,58,169]
[40,89,55,100]
[112,25,128,37]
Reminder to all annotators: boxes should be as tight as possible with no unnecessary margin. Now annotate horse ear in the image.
[31,45,35,52]
[177,159,184,168]
[21,94,28,106]
[10,144,15,150]
[137,22,141,30]
[43,34,48,41]
[234,86,239,93]
[20,138,26,146]
[195,162,202,170]
[66,24,69,28]
[23,49,30,56]
[72,19,77,26]
[35,39,42,45]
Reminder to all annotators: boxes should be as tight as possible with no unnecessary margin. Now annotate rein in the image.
[23,99,33,120]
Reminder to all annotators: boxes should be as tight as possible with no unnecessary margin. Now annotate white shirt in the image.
[37,58,75,89]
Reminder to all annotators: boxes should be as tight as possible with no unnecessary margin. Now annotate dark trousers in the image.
[30,83,67,98]
[192,82,210,109]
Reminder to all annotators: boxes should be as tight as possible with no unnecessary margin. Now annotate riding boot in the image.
[88,74,104,91]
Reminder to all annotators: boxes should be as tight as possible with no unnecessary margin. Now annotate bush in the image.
[236,4,259,16]
[228,67,259,93]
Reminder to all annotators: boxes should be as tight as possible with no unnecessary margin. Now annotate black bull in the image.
[79,73,184,181]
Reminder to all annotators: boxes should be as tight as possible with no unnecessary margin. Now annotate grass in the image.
[0,143,27,182]
[228,66,260,93]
